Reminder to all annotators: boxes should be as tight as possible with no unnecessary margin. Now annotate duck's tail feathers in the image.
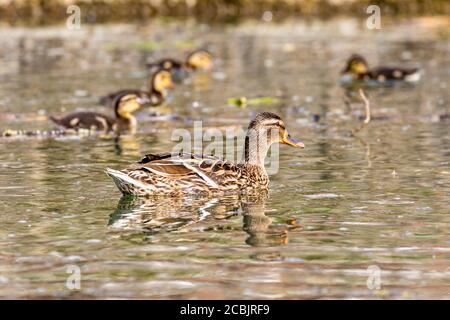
[49,116,61,125]
[105,168,148,195]
[404,68,422,82]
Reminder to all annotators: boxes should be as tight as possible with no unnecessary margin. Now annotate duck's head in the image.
[186,49,214,71]
[248,112,305,148]
[151,68,175,95]
[342,54,369,76]
[244,112,304,165]
[114,94,150,119]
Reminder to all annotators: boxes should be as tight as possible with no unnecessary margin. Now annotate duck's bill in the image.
[204,62,214,72]
[282,135,305,148]
[166,80,175,89]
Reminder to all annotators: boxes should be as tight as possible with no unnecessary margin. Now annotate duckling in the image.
[341,54,421,83]
[146,49,214,77]
[106,112,305,196]
[99,68,174,107]
[51,93,150,134]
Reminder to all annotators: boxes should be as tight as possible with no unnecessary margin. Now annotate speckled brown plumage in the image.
[107,153,268,196]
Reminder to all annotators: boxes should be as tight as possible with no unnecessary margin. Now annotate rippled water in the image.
[0,18,449,299]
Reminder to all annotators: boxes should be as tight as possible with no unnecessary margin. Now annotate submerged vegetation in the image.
[1,0,450,25]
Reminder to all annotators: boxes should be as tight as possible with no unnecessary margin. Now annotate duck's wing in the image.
[147,59,183,71]
[50,112,114,130]
[371,66,419,81]
[137,153,241,189]
[99,89,148,106]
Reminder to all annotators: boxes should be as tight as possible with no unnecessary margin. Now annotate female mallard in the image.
[341,54,421,83]
[50,93,149,134]
[99,68,174,107]
[106,112,304,196]
[146,49,214,74]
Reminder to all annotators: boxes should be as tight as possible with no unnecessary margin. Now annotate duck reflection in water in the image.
[108,193,291,246]
[241,198,289,247]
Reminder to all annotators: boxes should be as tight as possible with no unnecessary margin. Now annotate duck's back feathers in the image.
[50,112,115,131]
[369,67,421,82]
[106,152,267,196]
[100,89,163,107]
[146,59,183,71]
[100,89,142,107]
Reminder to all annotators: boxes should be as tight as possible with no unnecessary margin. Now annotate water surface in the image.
[0,19,449,299]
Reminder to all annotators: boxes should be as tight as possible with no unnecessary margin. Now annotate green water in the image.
[0,19,449,299]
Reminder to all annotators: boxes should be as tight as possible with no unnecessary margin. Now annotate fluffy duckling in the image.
[106,112,304,196]
[51,93,149,134]
[146,49,214,75]
[99,68,174,107]
[341,54,421,83]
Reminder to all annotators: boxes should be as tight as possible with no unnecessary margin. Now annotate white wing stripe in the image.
[182,162,219,188]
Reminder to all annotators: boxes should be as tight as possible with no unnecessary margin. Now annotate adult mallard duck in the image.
[99,68,174,107]
[51,93,150,134]
[341,54,421,83]
[146,49,214,75]
[106,112,304,196]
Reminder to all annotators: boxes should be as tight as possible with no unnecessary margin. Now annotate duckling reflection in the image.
[108,193,290,247]
[113,135,139,156]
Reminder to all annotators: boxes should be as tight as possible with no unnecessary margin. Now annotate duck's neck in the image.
[184,62,195,70]
[242,131,270,168]
[152,86,167,98]
[116,113,137,132]
[149,78,167,97]
[148,91,163,106]
[151,89,165,100]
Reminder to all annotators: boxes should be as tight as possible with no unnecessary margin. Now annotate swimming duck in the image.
[99,68,174,107]
[341,54,421,83]
[106,112,304,196]
[51,93,150,134]
[146,49,214,75]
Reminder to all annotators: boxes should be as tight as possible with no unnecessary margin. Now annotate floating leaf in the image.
[227,96,281,108]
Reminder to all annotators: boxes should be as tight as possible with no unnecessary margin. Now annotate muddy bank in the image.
[1,0,450,25]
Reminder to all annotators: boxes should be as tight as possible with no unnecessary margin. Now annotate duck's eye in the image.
[265,121,281,128]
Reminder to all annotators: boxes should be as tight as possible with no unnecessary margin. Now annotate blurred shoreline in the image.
[1,0,449,26]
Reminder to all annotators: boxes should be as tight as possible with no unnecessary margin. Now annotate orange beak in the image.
[281,132,305,148]
[205,61,214,71]
[166,78,175,89]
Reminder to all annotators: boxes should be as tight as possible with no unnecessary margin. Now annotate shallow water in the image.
[0,18,449,299]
